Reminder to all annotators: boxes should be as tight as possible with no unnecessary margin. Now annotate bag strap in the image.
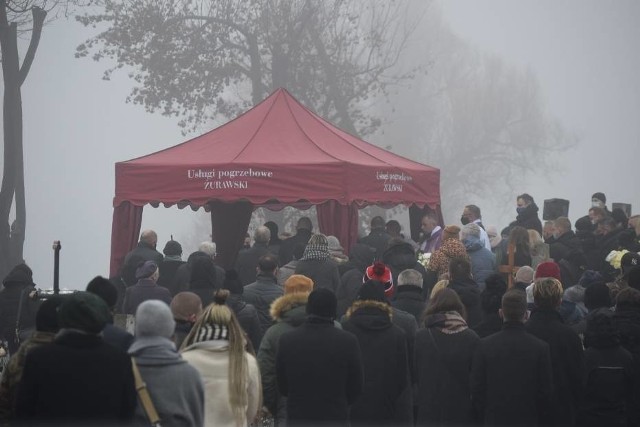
[131,357,162,427]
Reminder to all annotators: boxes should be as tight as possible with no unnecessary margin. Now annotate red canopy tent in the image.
[110,88,440,276]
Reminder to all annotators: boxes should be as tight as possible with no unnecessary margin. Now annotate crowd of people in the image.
[0,191,638,426]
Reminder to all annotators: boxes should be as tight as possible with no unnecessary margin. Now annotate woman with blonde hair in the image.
[429,279,449,299]
[181,290,261,427]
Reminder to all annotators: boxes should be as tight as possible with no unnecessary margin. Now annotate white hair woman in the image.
[181,290,261,427]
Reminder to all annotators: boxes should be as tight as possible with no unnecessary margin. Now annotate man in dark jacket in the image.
[276,288,363,426]
[448,257,483,328]
[243,254,284,343]
[236,226,274,286]
[337,244,376,317]
[15,292,137,424]
[471,289,553,426]
[278,217,313,265]
[391,269,425,323]
[122,229,164,286]
[510,193,543,235]
[157,239,186,292]
[382,238,430,297]
[359,216,391,260]
[122,261,172,315]
[170,291,202,349]
[342,280,409,425]
[223,269,261,352]
[86,276,134,352]
[526,277,585,426]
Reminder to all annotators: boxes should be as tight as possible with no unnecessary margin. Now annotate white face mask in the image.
[592,200,603,208]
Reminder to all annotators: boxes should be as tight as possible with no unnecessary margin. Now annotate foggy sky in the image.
[7,0,640,289]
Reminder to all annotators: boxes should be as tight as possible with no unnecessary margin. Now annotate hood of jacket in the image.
[382,242,417,270]
[345,300,393,331]
[129,336,186,366]
[269,292,309,324]
[346,243,376,272]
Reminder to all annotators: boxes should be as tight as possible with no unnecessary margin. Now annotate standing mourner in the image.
[510,193,543,235]
[181,290,261,427]
[0,264,39,356]
[276,288,364,426]
[123,260,172,315]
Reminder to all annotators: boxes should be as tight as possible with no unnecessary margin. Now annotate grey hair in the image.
[461,223,481,240]
[398,269,423,288]
[254,226,271,244]
[199,241,217,257]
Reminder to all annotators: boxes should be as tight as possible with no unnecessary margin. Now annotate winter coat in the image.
[612,307,640,425]
[464,236,497,289]
[171,252,225,297]
[122,242,164,286]
[550,231,584,264]
[276,317,364,426]
[359,229,392,260]
[122,279,172,315]
[181,341,261,427]
[0,331,55,422]
[15,331,136,423]
[391,285,426,324]
[226,294,261,352]
[103,323,134,352]
[578,320,634,427]
[158,258,186,294]
[382,242,430,298]
[295,258,341,292]
[428,238,468,277]
[257,292,309,420]
[276,260,298,286]
[473,312,504,338]
[0,281,39,354]
[415,312,480,426]
[242,274,284,342]
[336,244,376,317]
[235,242,273,286]
[526,308,585,426]
[471,321,553,426]
[510,203,543,235]
[129,336,205,427]
[278,229,313,265]
[342,300,409,425]
[448,278,483,328]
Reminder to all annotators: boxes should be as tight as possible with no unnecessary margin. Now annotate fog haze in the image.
[7,0,640,289]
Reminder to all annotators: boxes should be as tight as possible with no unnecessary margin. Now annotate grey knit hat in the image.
[135,300,176,339]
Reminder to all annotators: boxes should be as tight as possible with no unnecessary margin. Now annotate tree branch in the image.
[18,6,46,86]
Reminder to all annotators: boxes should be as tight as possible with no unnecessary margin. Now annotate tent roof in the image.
[114,88,440,208]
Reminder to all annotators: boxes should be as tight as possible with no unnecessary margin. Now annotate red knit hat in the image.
[535,261,562,281]
[364,261,394,299]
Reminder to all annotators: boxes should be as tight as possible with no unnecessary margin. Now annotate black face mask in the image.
[460,215,470,225]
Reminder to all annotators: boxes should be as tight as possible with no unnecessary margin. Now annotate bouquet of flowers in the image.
[417,252,432,270]
[606,249,629,270]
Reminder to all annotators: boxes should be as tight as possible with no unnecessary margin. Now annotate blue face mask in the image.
[516,206,526,215]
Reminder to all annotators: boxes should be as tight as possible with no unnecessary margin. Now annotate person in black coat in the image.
[510,193,543,235]
[447,257,483,328]
[278,217,313,265]
[86,276,134,352]
[169,291,203,349]
[337,243,376,317]
[473,273,508,338]
[295,234,341,292]
[243,254,284,343]
[342,280,410,426]
[222,270,261,352]
[157,239,186,292]
[578,311,634,426]
[189,256,220,307]
[236,226,274,286]
[15,292,136,424]
[526,277,585,426]
[122,261,172,315]
[471,289,553,426]
[0,264,39,355]
[276,288,364,426]
[415,288,480,426]
[359,216,392,260]
[391,269,425,324]
[122,229,164,286]
[382,239,430,298]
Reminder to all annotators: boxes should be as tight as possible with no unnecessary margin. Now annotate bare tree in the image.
[76,0,425,136]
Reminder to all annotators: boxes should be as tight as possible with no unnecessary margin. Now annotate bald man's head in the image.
[140,230,158,248]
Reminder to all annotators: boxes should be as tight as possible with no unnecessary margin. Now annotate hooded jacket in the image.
[129,336,204,427]
[242,274,284,341]
[463,236,497,289]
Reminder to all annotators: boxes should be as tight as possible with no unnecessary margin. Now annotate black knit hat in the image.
[592,192,606,204]
[163,240,183,256]
[86,276,118,309]
[306,288,337,319]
